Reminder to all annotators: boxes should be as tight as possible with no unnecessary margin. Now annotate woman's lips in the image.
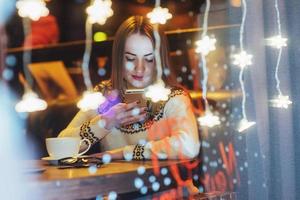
[132,75,144,81]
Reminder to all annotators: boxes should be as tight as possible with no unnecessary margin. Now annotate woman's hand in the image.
[92,149,124,160]
[100,101,148,130]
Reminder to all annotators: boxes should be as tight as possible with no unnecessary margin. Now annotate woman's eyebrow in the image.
[144,53,154,57]
[125,52,136,56]
[125,52,154,57]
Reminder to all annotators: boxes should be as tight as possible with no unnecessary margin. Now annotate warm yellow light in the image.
[15,91,47,113]
[93,32,107,42]
[197,111,220,128]
[86,0,113,25]
[77,91,106,111]
[266,35,287,49]
[145,80,171,102]
[195,35,217,56]
[269,95,292,109]
[147,6,172,24]
[16,0,49,21]
[237,119,256,132]
[233,51,253,68]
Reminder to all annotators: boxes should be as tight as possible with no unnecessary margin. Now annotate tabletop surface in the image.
[23,159,235,200]
[24,159,188,200]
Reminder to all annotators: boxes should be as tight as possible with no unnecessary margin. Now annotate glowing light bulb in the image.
[195,35,216,56]
[147,6,172,24]
[16,0,49,21]
[15,91,47,112]
[237,118,256,132]
[86,0,113,25]
[77,91,106,111]
[197,111,221,128]
[233,51,253,68]
[145,80,171,102]
[94,32,107,42]
[266,35,287,49]
[269,95,292,108]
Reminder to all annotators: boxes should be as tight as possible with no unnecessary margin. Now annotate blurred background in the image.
[1,0,300,200]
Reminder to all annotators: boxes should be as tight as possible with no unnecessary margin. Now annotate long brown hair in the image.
[111,16,177,92]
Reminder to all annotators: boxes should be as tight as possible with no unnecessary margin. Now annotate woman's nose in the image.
[135,59,145,73]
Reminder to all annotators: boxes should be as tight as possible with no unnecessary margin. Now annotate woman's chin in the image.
[130,81,148,88]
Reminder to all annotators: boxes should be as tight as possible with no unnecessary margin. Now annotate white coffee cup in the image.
[46,137,91,159]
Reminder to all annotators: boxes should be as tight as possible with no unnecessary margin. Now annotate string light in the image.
[233,0,256,132]
[145,0,172,102]
[86,0,113,25]
[194,0,220,128]
[268,0,292,108]
[195,35,216,56]
[232,51,253,68]
[77,0,113,111]
[266,35,287,49]
[16,0,49,21]
[198,109,221,128]
[147,1,172,25]
[145,80,171,103]
[15,91,47,112]
[15,18,47,113]
[237,119,256,133]
[269,95,292,109]
[77,91,105,111]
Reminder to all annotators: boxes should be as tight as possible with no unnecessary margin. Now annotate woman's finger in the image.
[120,113,147,126]
[124,101,139,111]
[117,107,147,121]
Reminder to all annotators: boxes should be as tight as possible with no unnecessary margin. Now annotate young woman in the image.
[59,16,200,160]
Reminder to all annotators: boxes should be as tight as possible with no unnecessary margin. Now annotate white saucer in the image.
[42,156,60,161]
[41,156,89,165]
[41,156,60,165]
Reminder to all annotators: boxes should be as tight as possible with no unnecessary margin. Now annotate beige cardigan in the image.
[59,82,200,160]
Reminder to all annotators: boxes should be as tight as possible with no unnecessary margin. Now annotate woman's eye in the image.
[126,57,135,62]
[146,58,154,63]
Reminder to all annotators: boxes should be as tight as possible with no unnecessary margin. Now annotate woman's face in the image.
[123,33,155,88]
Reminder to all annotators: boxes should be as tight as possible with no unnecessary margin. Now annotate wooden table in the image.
[24,160,236,200]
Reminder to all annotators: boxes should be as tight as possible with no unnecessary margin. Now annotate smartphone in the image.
[124,89,148,107]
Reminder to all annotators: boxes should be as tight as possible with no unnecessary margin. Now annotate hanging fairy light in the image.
[77,91,106,111]
[194,0,220,128]
[86,0,113,25]
[233,0,255,132]
[269,95,292,108]
[268,0,292,109]
[232,50,253,68]
[145,0,172,102]
[195,35,216,56]
[266,35,287,49]
[198,109,221,128]
[77,0,113,111]
[15,18,47,113]
[15,91,47,112]
[145,80,171,103]
[16,0,49,21]
[237,118,256,133]
[147,6,172,24]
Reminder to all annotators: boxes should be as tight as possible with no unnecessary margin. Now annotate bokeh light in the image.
[16,0,49,21]
[86,0,113,25]
[147,6,172,24]
[77,91,106,111]
[145,81,171,102]
[15,91,47,113]
[94,32,108,42]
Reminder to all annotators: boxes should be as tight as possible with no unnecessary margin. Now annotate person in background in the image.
[23,14,59,48]
[59,15,200,161]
